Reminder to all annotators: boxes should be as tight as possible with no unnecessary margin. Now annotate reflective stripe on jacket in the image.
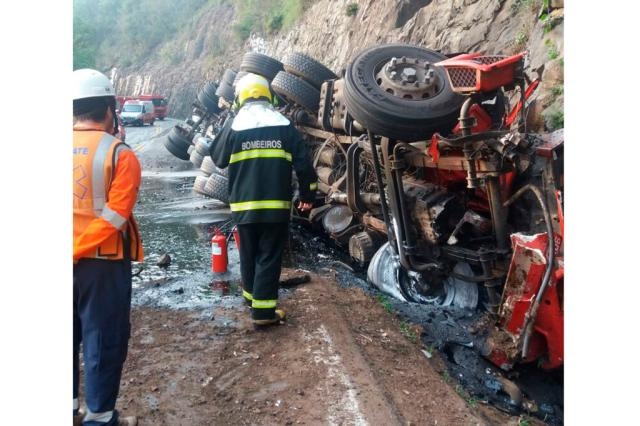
[73,129,143,261]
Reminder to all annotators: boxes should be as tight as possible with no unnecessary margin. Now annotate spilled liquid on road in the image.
[132,171,242,312]
[131,169,367,312]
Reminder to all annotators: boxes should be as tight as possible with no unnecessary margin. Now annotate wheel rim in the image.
[375,56,443,100]
[367,243,478,308]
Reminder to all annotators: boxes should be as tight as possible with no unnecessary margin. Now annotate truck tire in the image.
[213,166,228,178]
[202,80,218,99]
[222,68,238,86]
[193,174,209,196]
[169,125,192,150]
[205,173,229,204]
[271,71,320,114]
[190,149,204,168]
[194,136,212,156]
[163,125,192,161]
[200,155,215,175]
[198,88,221,115]
[343,44,464,141]
[163,136,190,161]
[282,52,338,90]
[215,82,235,104]
[239,52,284,81]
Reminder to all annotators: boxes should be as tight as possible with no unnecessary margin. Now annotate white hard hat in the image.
[73,68,115,100]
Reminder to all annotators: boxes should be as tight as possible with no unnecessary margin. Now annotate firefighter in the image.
[210,72,318,327]
[73,68,143,426]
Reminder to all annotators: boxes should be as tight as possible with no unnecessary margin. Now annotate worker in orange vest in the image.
[73,68,143,426]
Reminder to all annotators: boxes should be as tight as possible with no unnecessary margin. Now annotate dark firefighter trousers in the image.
[237,222,288,321]
[73,257,132,425]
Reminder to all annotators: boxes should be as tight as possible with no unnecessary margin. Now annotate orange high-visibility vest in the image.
[73,129,144,261]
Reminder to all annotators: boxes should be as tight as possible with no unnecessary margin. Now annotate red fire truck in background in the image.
[116,94,169,120]
[137,94,169,120]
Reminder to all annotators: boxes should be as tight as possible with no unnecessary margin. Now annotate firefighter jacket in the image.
[73,128,144,262]
[210,101,318,224]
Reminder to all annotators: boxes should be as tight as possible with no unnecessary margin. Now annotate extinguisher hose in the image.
[503,184,554,359]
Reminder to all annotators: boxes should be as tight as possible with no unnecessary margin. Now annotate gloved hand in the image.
[296,200,313,212]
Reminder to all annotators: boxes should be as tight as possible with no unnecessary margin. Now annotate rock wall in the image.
[111,0,564,130]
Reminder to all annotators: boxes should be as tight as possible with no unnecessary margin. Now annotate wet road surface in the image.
[126,118,368,313]
[125,120,241,313]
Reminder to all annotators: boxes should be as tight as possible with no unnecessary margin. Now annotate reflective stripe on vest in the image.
[243,290,253,300]
[91,133,131,215]
[252,299,277,309]
[101,205,127,230]
[229,200,291,212]
[229,148,292,164]
[91,134,116,215]
[91,134,131,221]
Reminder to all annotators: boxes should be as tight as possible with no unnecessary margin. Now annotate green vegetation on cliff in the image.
[232,0,313,39]
[73,0,211,69]
[73,0,313,70]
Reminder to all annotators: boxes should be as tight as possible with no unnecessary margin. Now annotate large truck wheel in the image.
[204,173,229,204]
[193,174,209,196]
[200,155,216,176]
[198,84,221,115]
[163,136,190,161]
[190,149,204,168]
[271,71,321,114]
[222,68,238,86]
[215,82,235,104]
[343,43,464,141]
[239,52,284,81]
[282,52,337,90]
[163,125,192,161]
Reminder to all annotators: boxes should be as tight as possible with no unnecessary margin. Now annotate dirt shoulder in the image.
[115,269,527,425]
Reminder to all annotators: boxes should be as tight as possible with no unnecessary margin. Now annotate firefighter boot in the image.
[73,408,85,426]
[253,308,286,328]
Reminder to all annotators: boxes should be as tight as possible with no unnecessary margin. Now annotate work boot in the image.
[73,408,85,426]
[253,308,286,328]
[116,415,138,426]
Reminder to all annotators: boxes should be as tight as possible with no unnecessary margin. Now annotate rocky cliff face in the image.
[112,0,563,130]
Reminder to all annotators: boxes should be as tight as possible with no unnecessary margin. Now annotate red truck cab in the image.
[137,94,169,120]
[116,96,137,112]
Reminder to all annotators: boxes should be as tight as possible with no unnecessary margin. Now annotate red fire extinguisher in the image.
[211,227,228,273]
[231,225,240,250]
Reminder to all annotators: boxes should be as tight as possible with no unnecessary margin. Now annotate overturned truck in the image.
[164,43,564,375]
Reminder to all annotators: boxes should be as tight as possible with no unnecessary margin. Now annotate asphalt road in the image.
[122,118,194,172]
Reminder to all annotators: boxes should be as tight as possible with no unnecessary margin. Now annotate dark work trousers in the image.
[73,257,132,425]
[237,222,288,321]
